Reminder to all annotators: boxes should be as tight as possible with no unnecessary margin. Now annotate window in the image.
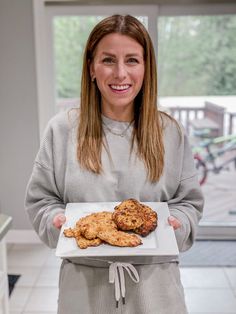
[158,15,236,97]
[157,13,236,238]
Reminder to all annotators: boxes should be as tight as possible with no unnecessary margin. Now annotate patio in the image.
[201,163,236,224]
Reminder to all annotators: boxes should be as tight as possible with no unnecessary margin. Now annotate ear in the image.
[89,60,95,81]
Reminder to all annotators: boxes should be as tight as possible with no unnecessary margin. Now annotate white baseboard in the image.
[6,230,41,244]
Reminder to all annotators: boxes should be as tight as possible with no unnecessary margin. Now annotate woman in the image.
[25,15,204,314]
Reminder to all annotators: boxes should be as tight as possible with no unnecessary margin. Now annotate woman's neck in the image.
[101,105,134,122]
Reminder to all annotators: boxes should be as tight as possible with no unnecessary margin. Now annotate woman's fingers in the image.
[53,213,66,229]
[168,216,181,230]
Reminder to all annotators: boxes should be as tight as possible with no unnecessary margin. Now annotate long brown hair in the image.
[77,14,166,182]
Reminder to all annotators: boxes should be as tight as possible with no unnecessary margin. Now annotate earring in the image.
[91,76,95,82]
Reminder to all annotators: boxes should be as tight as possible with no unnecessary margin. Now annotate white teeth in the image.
[110,84,130,90]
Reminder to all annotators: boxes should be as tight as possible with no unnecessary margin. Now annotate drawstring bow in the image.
[109,262,140,308]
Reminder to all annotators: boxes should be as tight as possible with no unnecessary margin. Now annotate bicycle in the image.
[192,132,236,185]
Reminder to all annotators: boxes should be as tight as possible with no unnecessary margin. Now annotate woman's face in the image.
[90,33,145,118]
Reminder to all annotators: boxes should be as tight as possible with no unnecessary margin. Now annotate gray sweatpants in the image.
[57,259,188,314]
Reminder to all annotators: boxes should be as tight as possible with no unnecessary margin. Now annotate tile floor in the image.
[7,243,236,314]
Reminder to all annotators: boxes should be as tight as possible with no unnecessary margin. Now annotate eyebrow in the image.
[101,52,142,58]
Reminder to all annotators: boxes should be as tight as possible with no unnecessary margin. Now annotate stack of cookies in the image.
[64,199,158,249]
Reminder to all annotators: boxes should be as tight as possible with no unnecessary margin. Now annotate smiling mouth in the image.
[109,84,131,92]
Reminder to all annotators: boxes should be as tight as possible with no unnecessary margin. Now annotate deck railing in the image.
[166,102,235,136]
[228,112,236,134]
[166,106,204,135]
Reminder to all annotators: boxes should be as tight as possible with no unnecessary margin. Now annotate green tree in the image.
[54,16,104,99]
[158,15,236,96]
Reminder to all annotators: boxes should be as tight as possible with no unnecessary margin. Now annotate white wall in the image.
[0,0,39,229]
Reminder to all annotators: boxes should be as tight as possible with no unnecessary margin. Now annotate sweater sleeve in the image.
[25,120,66,248]
[167,130,204,252]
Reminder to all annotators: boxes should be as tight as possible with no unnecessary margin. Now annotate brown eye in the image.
[127,58,139,64]
[102,57,115,64]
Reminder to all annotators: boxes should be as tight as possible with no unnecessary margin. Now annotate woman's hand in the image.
[53,213,66,229]
[168,216,181,230]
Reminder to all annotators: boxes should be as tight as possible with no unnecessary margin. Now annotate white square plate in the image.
[56,202,179,257]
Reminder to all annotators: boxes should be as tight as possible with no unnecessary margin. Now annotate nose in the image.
[114,62,127,80]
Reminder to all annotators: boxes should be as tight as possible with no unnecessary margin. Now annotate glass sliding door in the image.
[157,13,236,238]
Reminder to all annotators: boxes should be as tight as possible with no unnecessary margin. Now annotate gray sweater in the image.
[25,109,204,262]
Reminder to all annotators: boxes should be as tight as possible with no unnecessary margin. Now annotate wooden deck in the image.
[201,159,236,223]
